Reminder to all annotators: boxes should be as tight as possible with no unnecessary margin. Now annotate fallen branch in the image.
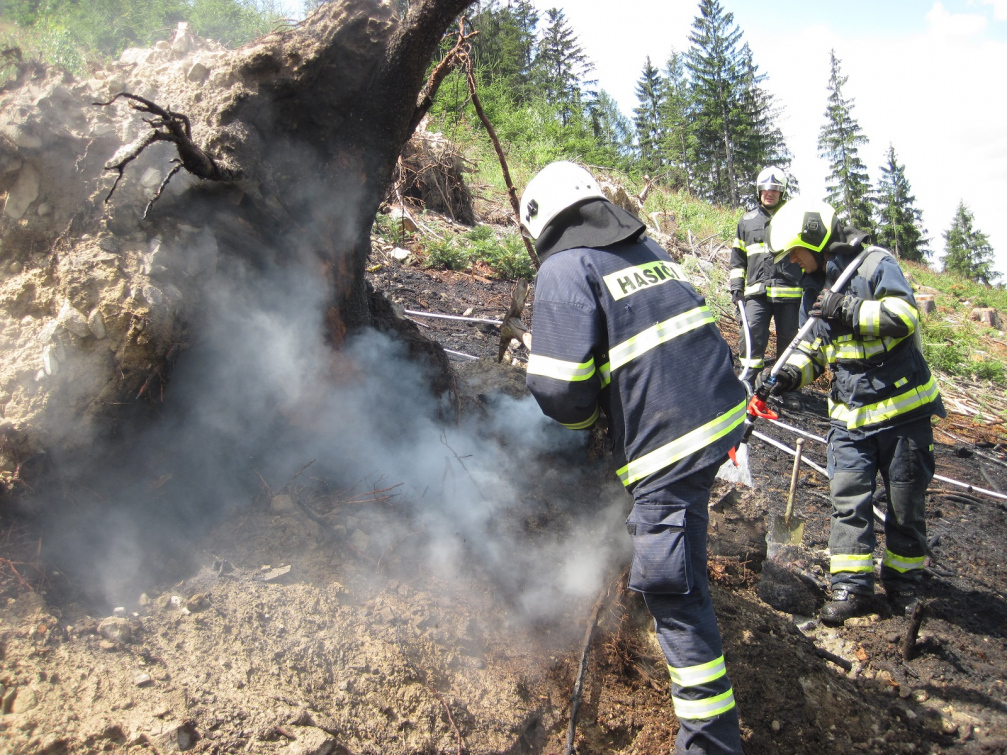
[565,567,628,755]
[813,646,852,671]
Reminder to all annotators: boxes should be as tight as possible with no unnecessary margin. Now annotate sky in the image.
[278,0,1007,280]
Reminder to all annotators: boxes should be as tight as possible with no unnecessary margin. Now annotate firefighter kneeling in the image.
[521,161,747,754]
[759,201,946,626]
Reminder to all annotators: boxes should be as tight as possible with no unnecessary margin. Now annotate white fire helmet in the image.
[768,201,839,263]
[519,161,606,241]
[756,166,788,203]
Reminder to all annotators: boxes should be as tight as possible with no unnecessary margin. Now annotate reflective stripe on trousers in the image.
[635,463,744,754]
[826,417,935,593]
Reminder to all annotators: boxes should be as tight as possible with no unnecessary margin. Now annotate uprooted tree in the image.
[0,0,475,493]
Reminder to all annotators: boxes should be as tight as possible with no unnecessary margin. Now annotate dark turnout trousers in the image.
[742,295,800,373]
[626,463,743,755]
[826,416,936,594]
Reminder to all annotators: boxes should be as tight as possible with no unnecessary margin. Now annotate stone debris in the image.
[97,616,132,643]
[262,565,292,582]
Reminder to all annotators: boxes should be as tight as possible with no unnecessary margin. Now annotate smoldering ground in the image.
[34,247,633,635]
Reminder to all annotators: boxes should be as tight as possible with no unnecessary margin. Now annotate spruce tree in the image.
[943,202,1000,285]
[874,144,929,262]
[469,0,539,103]
[659,48,693,193]
[733,42,792,206]
[532,8,594,126]
[685,0,787,207]
[818,50,874,232]
[586,90,634,168]
[633,56,666,174]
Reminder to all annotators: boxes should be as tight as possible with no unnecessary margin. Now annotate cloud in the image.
[982,0,1007,22]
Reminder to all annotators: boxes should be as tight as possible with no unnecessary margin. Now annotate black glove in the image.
[731,288,744,307]
[810,289,848,321]
[754,366,799,396]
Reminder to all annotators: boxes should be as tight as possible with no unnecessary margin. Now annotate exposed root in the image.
[94,92,241,209]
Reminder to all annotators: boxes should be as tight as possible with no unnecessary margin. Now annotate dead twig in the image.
[902,599,928,661]
[813,646,853,671]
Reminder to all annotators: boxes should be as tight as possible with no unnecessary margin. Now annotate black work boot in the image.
[820,589,874,626]
[884,585,919,617]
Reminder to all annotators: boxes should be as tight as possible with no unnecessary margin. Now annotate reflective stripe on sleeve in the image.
[739,356,765,370]
[608,306,716,373]
[616,400,747,486]
[882,549,925,573]
[526,354,595,382]
[672,688,736,721]
[830,553,874,574]
[668,655,727,688]
[858,300,882,337]
[730,267,745,281]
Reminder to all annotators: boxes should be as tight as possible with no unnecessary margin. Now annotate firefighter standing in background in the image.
[757,201,946,626]
[730,167,803,387]
[521,161,747,754]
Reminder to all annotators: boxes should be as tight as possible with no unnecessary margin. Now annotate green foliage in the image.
[414,223,535,280]
[0,0,280,74]
[874,144,929,262]
[903,262,1007,386]
[942,201,1000,285]
[818,50,874,233]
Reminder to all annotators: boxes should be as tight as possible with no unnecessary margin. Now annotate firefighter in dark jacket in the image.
[757,201,946,626]
[521,161,748,754]
[730,167,803,384]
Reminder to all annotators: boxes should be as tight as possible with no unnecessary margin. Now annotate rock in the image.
[280,726,338,755]
[916,295,936,315]
[171,22,193,56]
[4,162,41,219]
[271,494,296,513]
[389,246,412,262]
[134,673,153,687]
[10,685,37,713]
[58,299,91,338]
[0,111,42,149]
[185,593,210,612]
[262,565,292,582]
[88,310,107,339]
[387,207,417,234]
[153,720,199,752]
[186,61,210,83]
[97,616,131,643]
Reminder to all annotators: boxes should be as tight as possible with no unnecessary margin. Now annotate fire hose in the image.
[757,416,1007,503]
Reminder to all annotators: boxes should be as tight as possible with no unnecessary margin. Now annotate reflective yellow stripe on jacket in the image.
[616,400,747,486]
[607,306,716,373]
[828,375,941,430]
[526,354,595,382]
